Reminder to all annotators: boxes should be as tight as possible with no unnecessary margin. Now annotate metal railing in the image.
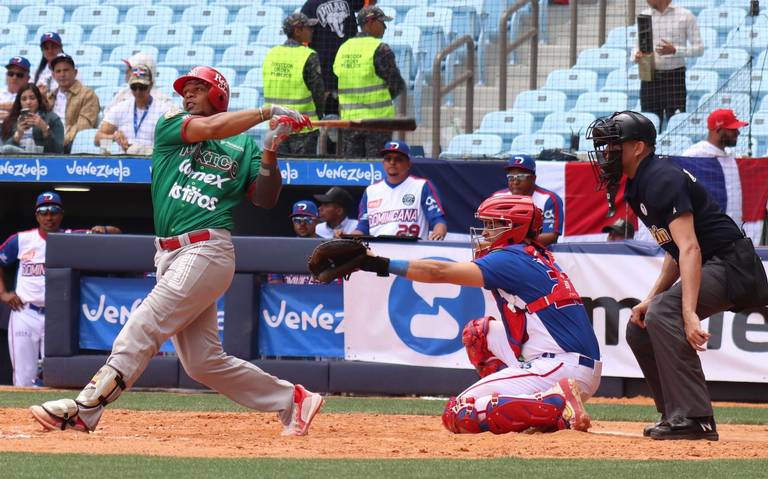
[431,35,475,157]
[498,0,539,110]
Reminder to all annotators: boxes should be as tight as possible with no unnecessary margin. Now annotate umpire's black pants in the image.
[626,255,732,420]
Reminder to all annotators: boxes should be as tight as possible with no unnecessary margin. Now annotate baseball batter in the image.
[353,141,447,240]
[30,66,324,436]
[0,192,120,387]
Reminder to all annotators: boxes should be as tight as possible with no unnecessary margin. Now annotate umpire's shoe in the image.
[643,416,669,437]
[649,416,718,441]
[282,384,324,436]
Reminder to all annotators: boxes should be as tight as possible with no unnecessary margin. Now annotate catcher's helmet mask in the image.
[586,111,656,190]
[470,195,543,259]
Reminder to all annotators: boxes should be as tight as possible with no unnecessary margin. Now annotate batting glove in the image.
[270,105,304,123]
[262,115,295,153]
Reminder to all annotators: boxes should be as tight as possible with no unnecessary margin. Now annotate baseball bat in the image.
[312,118,417,131]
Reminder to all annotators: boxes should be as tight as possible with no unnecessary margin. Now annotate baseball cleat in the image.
[30,399,89,433]
[282,384,324,436]
[552,378,591,432]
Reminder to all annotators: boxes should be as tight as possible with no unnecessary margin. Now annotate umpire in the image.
[586,111,768,441]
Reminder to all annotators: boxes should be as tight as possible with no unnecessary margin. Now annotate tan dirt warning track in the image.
[1,406,767,460]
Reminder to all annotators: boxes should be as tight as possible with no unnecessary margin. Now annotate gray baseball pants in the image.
[626,255,733,419]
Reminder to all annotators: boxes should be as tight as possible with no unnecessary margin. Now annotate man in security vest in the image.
[333,6,405,158]
[263,13,325,155]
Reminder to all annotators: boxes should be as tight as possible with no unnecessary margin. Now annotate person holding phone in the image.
[1,83,64,154]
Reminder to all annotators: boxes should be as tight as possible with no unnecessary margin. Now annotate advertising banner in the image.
[259,283,344,357]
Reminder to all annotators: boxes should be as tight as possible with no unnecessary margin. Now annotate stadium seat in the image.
[476,110,535,148]
[509,133,565,155]
[214,67,238,86]
[685,69,720,109]
[572,92,629,117]
[731,131,758,157]
[383,26,421,81]
[602,67,641,104]
[105,45,160,67]
[253,25,287,48]
[692,48,749,78]
[731,70,768,98]
[220,45,270,76]
[164,46,215,71]
[572,48,628,79]
[264,0,305,15]
[6,0,45,16]
[154,66,179,89]
[234,6,284,31]
[725,26,768,50]
[699,26,719,50]
[241,67,263,90]
[0,6,11,25]
[383,0,429,21]
[69,6,119,32]
[16,6,65,30]
[747,111,768,151]
[512,90,567,124]
[664,112,707,136]
[52,0,96,14]
[698,7,747,39]
[697,92,750,117]
[656,134,694,155]
[211,0,256,9]
[538,111,596,149]
[86,25,138,49]
[402,7,453,78]
[603,25,637,51]
[69,129,100,154]
[201,24,252,52]
[228,87,261,111]
[142,24,195,52]
[104,0,151,11]
[430,0,480,41]
[439,133,505,159]
[542,69,598,108]
[0,45,41,68]
[35,24,84,46]
[181,6,230,28]
[77,66,120,88]
[94,86,122,110]
[125,6,174,32]
[69,45,103,66]
[158,0,207,15]
[0,25,28,48]
[674,0,717,16]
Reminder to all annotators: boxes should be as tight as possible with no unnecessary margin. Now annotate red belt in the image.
[158,230,211,251]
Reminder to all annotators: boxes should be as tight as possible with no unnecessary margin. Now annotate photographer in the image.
[1,84,64,154]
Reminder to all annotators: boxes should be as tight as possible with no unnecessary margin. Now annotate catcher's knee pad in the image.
[485,394,565,434]
[76,364,126,408]
[462,316,507,378]
[441,396,487,434]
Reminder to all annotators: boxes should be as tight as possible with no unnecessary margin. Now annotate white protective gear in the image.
[270,105,303,123]
[30,398,90,432]
[262,116,296,152]
[76,364,126,408]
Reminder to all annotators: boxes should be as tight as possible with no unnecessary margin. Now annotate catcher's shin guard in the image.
[441,396,487,434]
[485,393,565,434]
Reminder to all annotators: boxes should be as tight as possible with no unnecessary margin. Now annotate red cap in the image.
[707,109,748,130]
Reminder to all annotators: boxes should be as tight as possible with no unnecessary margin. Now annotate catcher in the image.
[309,195,602,434]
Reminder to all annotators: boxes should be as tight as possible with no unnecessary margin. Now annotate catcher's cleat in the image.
[546,378,591,432]
[282,384,324,436]
[30,399,89,433]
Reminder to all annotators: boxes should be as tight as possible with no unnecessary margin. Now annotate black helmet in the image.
[586,111,657,148]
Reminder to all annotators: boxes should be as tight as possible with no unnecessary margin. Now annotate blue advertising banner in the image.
[259,283,344,357]
[79,277,224,352]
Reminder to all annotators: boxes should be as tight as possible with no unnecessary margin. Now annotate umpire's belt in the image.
[540,352,596,369]
[28,304,45,314]
[157,229,212,251]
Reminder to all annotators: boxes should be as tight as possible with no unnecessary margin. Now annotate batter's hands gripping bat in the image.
[270,115,416,132]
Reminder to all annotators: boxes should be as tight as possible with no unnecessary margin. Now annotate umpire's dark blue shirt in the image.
[625,154,742,262]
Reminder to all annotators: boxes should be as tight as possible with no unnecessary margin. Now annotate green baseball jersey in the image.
[151,108,263,237]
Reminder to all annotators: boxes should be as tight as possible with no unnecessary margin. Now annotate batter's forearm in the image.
[249,151,282,208]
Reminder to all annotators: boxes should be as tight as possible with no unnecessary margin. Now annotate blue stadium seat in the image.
[214,67,238,86]
[692,48,749,78]
[603,25,637,51]
[125,6,174,32]
[164,46,215,71]
[142,24,195,53]
[0,6,10,25]
[674,0,717,16]
[402,7,452,78]
[253,25,286,48]
[86,25,138,49]
[572,48,628,80]
[699,26,719,49]
[52,0,97,14]
[69,6,119,32]
[105,45,160,67]
[639,112,661,133]
[211,0,255,9]
[725,25,768,50]
[220,45,269,76]
[0,25,28,47]
[104,0,151,12]
[509,133,565,155]
[656,135,694,155]
[35,24,84,46]
[70,129,104,154]
[476,110,535,149]
[234,5,284,31]
[602,67,641,104]
[431,0,480,41]
[572,92,628,117]
[383,0,429,21]
[664,112,706,135]
[154,66,179,89]
[69,45,104,66]
[439,133,505,159]
[512,90,567,124]
[228,87,261,111]
[77,66,120,88]
[94,86,122,110]
[538,111,596,148]
[685,69,719,106]
[731,132,758,157]
[0,45,42,67]
[698,7,747,35]
[697,92,751,117]
[158,0,207,15]
[181,6,230,28]
[264,0,305,15]
[6,0,45,16]
[731,70,768,98]
[542,69,598,108]
[241,67,263,90]
[201,24,252,50]
[16,6,65,30]
[747,111,768,151]
[383,26,421,81]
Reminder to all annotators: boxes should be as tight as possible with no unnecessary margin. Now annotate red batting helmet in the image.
[470,194,543,258]
[173,66,230,112]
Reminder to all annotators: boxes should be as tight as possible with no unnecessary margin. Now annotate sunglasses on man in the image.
[506,173,534,182]
[36,205,62,215]
[6,71,27,78]
[130,84,149,92]
[292,216,315,225]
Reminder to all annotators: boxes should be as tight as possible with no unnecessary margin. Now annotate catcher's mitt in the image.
[308,239,390,283]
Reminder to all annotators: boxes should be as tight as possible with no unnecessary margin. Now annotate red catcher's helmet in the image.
[173,66,230,112]
[470,194,543,258]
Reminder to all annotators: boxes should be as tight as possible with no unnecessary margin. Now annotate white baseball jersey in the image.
[356,176,446,239]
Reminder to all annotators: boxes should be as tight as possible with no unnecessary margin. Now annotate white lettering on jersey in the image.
[169,182,220,211]
[363,177,432,239]
[178,159,231,189]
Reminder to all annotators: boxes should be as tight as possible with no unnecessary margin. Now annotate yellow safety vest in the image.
[263,44,319,131]
[333,36,395,121]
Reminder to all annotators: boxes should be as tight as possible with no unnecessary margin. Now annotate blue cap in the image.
[35,191,63,208]
[505,154,536,173]
[40,31,63,46]
[290,200,318,218]
[380,140,411,160]
[6,56,30,72]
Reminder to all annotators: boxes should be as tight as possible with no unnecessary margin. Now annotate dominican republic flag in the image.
[534,158,768,244]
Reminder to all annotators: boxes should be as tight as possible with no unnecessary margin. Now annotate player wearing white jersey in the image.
[0,192,120,386]
[353,141,447,240]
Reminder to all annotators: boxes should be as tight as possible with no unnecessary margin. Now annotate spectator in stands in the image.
[105,52,174,118]
[1,84,64,154]
[1,57,31,123]
[47,54,99,153]
[290,200,320,238]
[333,6,405,158]
[603,218,635,241]
[494,155,564,247]
[313,186,359,237]
[353,141,448,240]
[95,65,166,155]
[633,0,703,124]
[301,0,369,118]
[682,109,748,158]
[34,32,64,98]
[263,13,325,156]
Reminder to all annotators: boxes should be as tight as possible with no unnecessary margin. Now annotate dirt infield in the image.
[2,398,768,460]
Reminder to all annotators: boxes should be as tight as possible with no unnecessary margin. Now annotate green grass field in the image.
[1,390,766,478]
